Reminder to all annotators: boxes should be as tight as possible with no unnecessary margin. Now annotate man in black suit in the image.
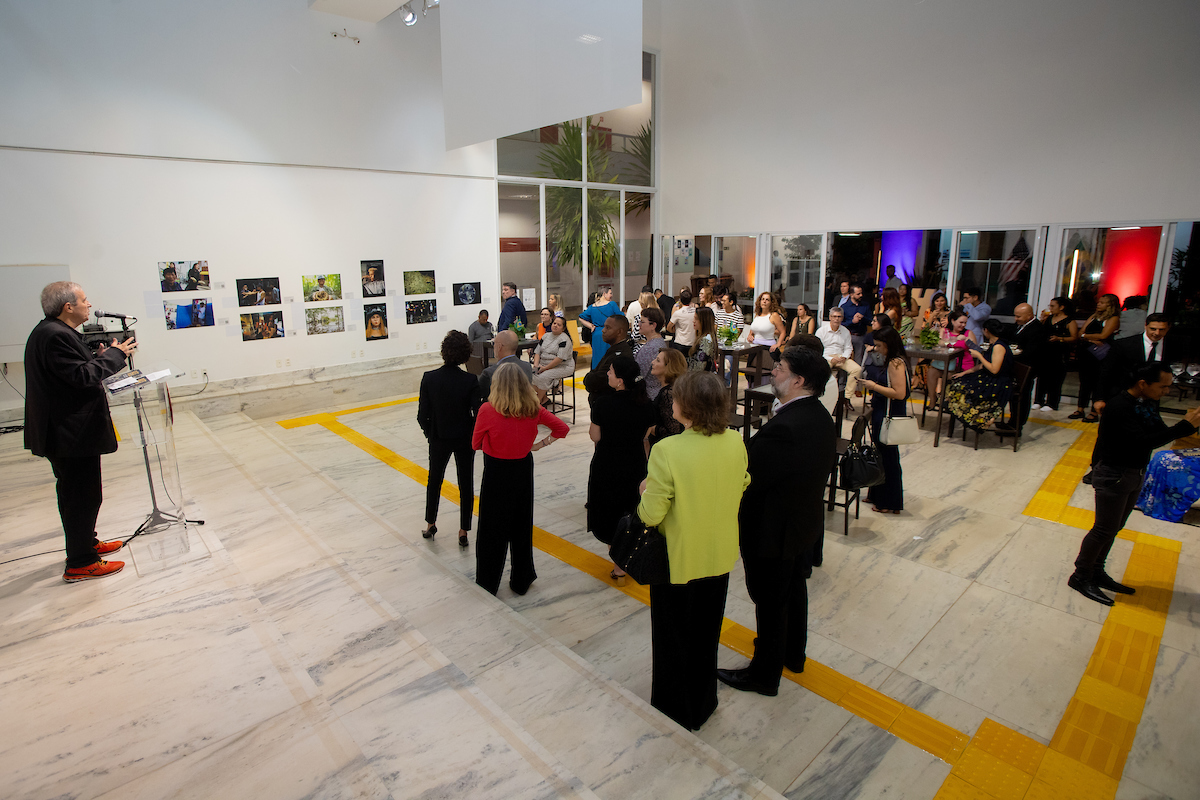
[582,315,634,400]
[718,346,836,696]
[478,330,533,401]
[1000,303,1046,433]
[417,331,482,547]
[1109,313,1175,396]
[25,281,137,582]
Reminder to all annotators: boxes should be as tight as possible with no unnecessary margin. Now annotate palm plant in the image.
[539,118,620,274]
[623,121,653,216]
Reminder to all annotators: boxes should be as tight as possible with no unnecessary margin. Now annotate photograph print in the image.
[403,270,436,295]
[159,261,210,292]
[164,298,215,330]
[364,303,389,340]
[302,273,342,302]
[237,277,282,307]
[453,282,481,306]
[405,299,437,325]
[240,311,285,341]
[305,306,345,336]
[361,260,386,298]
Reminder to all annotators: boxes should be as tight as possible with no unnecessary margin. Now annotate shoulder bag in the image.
[841,413,886,490]
[879,360,919,445]
[610,511,670,586]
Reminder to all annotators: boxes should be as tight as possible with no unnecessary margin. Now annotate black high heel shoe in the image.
[422,524,437,539]
[458,531,469,548]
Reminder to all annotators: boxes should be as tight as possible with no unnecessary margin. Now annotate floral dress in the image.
[945,341,1014,429]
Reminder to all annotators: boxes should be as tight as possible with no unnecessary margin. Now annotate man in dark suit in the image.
[478,330,533,400]
[718,346,836,696]
[25,281,136,582]
[417,330,482,547]
[1109,313,1175,397]
[1000,303,1046,433]
[583,315,634,399]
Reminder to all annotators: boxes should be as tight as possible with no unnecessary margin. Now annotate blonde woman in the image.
[472,362,569,595]
[548,293,564,317]
[1072,293,1121,423]
[631,291,658,344]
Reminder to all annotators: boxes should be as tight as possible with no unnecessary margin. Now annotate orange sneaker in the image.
[63,560,125,583]
[95,540,124,556]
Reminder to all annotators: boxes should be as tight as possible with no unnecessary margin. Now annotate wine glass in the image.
[1170,362,1186,379]
[1187,363,1200,383]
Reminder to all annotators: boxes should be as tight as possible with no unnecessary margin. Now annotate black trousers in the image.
[1074,464,1143,578]
[49,455,104,569]
[426,435,475,531]
[650,573,729,731]
[475,453,536,595]
[743,553,809,689]
[1034,358,1066,410]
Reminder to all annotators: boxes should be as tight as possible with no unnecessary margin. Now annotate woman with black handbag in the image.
[636,371,750,731]
[859,327,910,514]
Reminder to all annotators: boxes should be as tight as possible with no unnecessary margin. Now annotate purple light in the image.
[879,230,924,287]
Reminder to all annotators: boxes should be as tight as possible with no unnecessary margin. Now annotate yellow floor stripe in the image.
[281,411,970,766]
[935,419,1181,799]
[281,403,1182,799]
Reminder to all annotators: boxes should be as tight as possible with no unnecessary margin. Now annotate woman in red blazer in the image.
[472,362,569,595]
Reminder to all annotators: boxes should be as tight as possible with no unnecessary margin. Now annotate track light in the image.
[423,0,440,14]
[401,3,416,25]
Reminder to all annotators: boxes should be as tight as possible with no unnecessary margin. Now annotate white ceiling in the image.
[309,0,406,24]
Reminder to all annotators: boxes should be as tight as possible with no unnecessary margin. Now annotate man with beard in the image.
[718,346,835,695]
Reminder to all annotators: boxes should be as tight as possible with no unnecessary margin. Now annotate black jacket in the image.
[417,363,481,440]
[584,338,635,396]
[738,396,836,560]
[24,318,128,459]
[1107,335,1178,396]
[1009,318,1046,368]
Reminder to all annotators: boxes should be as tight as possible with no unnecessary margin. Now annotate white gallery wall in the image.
[0,0,498,395]
[653,0,1200,233]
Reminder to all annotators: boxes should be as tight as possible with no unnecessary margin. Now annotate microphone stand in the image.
[119,316,204,541]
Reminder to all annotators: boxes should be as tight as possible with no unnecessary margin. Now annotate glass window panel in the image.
[624,192,653,302]
[1056,226,1161,320]
[593,52,654,187]
[497,118,583,180]
[498,183,541,322]
[956,229,1037,314]
[713,236,755,308]
[586,188,622,304]
[1164,221,1199,345]
[826,229,950,321]
[544,186,584,314]
[771,234,822,314]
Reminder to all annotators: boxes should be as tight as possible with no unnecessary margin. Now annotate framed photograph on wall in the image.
[305,306,344,335]
[453,282,481,306]
[236,277,281,307]
[403,270,436,295]
[302,274,341,302]
[364,303,389,340]
[406,299,437,324]
[164,298,215,329]
[160,261,210,292]
[361,260,386,298]
[240,311,284,341]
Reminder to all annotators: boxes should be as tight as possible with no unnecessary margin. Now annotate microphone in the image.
[94,309,130,320]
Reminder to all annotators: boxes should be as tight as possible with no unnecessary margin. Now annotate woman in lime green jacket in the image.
[636,371,750,730]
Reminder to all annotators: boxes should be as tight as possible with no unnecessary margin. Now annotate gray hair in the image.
[41,281,82,317]
[828,307,844,317]
[502,281,518,292]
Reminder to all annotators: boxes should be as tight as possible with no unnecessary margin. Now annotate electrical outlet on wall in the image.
[285,358,291,367]
[359,349,364,358]
[275,359,282,368]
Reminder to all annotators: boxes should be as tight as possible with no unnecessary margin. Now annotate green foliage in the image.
[919,325,942,349]
[624,121,653,216]
[539,118,620,273]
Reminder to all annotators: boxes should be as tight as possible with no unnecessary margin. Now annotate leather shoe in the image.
[1068,573,1114,606]
[1094,571,1135,595]
[784,658,806,674]
[716,667,778,697]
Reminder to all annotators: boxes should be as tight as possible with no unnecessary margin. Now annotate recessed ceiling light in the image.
[1111,226,1141,231]
[577,34,602,44]
[960,230,978,235]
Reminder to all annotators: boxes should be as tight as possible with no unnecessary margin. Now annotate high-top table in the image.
[480,336,540,369]
[905,345,962,447]
[716,341,770,442]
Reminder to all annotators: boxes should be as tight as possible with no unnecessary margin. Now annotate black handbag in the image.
[840,414,886,490]
[609,511,670,586]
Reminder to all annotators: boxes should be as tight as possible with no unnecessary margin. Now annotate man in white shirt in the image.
[667,291,697,354]
[816,307,861,396]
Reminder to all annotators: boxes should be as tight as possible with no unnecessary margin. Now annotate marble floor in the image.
[1,381,1198,799]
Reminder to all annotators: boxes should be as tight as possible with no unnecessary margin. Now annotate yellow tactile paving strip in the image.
[278,405,1180,799]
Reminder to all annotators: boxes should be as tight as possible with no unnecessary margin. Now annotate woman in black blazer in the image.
[417,330,481,548]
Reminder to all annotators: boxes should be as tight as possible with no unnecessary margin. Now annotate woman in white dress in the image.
[531,315,575,404]
[747,292,787,354]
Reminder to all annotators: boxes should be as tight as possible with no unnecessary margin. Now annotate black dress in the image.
[587,391,658,544]
[946,341,1015,429]
[1035,317,1073,410]
[648,384,685,449]
[866,358,909,512]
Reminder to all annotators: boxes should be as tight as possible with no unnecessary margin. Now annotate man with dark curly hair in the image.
[417,330,482,548]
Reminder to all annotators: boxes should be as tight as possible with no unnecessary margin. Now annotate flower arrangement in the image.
[512,319,527,338]
[718,324,740,346]
[919,325,941,349]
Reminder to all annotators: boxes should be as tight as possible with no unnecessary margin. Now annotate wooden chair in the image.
[546,352,577,424]
[986,361,1032,452]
